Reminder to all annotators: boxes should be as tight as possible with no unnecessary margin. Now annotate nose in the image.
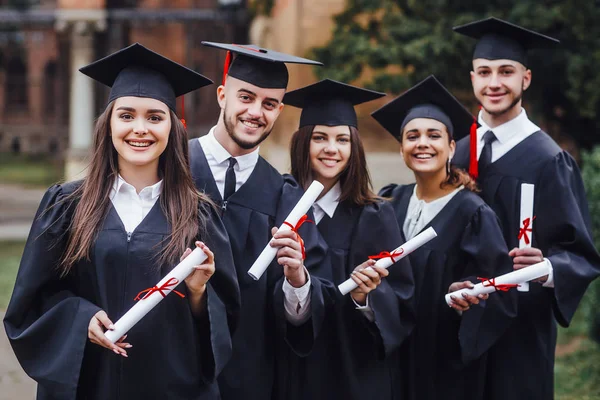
[416,135,429,147]
[324,139,338,154]
[246,101,262,118]
[133,119,148,135]
[488,72,501,88]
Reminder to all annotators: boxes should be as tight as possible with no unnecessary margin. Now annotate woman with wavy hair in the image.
[373,75,516,400]
[274,79,415,400]
[4,43,240,400]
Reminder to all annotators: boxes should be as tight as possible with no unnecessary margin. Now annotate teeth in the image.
[415,154,433,159]
[128,141,152,148]
[321,159,338,166]
[242,120,260,128]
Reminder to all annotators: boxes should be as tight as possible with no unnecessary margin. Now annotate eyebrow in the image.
[116,106,167,114]
[312,131,351,136]
[238,88,281,105]
[405,128,442,133]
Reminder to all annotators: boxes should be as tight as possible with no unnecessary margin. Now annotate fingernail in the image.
[113,349,119,355]
[109,324,115,330]
[126,344,133,348]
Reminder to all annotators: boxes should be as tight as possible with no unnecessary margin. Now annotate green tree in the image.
[311,0,600,149]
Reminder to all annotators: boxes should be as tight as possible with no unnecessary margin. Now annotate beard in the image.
[484,84,524,117]
[223,110,272,150]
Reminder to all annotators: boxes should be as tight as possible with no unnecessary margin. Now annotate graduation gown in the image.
[189,140,334,400]
[273,200,416,400]
[379,183,517,400]
[454,130,600,399]
[3,181,240,400]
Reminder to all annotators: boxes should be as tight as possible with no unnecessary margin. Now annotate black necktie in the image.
[478,130,497,176]
[223,157,237,201]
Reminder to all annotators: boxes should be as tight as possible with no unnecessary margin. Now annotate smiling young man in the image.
[452,17,600,400]
[188,43,334,400]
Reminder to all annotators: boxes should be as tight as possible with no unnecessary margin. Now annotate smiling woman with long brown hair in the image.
[273,79,415,400]
[3,44,240,400]
[373,75,516,400]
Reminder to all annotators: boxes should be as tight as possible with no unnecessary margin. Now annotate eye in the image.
[119,113,133,120]
[239,94,252,102]
[478,70,490,76]
[429,133,442,139]
[406,134,418,141]
[148,115,164,122]
[501,69,514,76]
[263,102,276,110]
[338,137,350,144]
[311,135,326,142]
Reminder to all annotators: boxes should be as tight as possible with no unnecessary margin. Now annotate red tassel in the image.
[468,116,478,179]
[222,50,232,86]
[180,96,187,129]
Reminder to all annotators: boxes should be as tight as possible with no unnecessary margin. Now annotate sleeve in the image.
[272,175,336,356]
[456,204,518,364]
[196,202,241,380]
[536,152,600,327]
[2,184,102,400]
[347,201,416,358]
[377,183,399,198]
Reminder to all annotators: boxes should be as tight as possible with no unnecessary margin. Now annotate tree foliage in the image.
[311,0,600,148]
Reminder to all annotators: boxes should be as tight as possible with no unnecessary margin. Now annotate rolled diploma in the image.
[247,180,324,281]
[104,247,208,343]
[518,183,535,292]
[338,227,438,296]
[444,260,550,306]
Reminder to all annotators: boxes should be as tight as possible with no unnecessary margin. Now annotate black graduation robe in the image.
[189,139,334,400]
[379,183,517,400]
[3,181,241,400]
[454,130,600,399]
[273,199,416,400]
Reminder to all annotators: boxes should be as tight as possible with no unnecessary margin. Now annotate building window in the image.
[5,56,28,112]
[43,60,57,118]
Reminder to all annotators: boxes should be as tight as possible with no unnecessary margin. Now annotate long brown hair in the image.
[290,125,378,206]
[60,101,214,275]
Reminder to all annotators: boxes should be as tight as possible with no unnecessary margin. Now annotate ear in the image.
[217,85,226,109]
[522,68,532,91]
[470,70,475,84]
[449,139,456,159]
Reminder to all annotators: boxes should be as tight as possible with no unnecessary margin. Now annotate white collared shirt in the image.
[109,175,162,233]
[198,126,260,199]
[313,182,342,224]
[199,126,314,323]
[476,108,540,162]
[403,185,464,241]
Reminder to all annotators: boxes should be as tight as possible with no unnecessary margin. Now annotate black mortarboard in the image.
[371,75,475,142]
[453,17,560,66]
[283,79,386,128]
[79,43,213,112]
[202,42,323,89]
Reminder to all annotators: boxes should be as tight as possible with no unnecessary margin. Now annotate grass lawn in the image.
[0,153,63,188]
[0,241,24,309]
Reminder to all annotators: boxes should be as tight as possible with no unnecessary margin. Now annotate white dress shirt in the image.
[403,185,464,241]
[476,109,554,287]
[312,183,376,322]
[109,175,162,233]
[199,126,314,323]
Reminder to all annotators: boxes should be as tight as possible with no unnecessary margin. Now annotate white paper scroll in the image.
[338,227,438,296]
[105,247,208,343]
[247,180,324,281]
[518,183,535,292]
[444,259,551,306]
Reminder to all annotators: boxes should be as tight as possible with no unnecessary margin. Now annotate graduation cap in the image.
[453,17,560,66]
[202,41,323,89]
[283,79,386,128]
[79,43,213,114]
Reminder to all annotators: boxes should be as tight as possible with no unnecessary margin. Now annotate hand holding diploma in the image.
[447,281,490,312]
[271,226,307,288]
[349,259,390,306]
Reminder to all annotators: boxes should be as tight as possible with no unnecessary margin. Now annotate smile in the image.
[126,140,154,148]
[319,158,340,167]
[241,120,263,128]
[414,154,434,159]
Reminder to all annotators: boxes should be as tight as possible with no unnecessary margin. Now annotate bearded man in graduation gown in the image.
[188,42,335,400]
[452,17,600,400]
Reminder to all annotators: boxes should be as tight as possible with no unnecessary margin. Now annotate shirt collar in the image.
[315,182,342,219]
[110,175,162,200]
[205,126,260,171]
[477,108,539,144]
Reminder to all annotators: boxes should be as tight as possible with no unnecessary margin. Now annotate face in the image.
[470,58,531,117]
[110,96,171,172]
[217,76,285,150]
[401,118,455,176]
[309,125,351,186]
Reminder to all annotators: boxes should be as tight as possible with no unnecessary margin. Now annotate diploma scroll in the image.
[104,247,208,343]
[518,183,535,292]
[444,260,551,306]
[338,227,438,295]
[247,180,324,281]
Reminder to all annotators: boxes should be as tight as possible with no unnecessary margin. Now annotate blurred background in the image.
[0,0,598,398]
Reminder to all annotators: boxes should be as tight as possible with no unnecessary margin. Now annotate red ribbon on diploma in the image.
[368,249,405,263]
[134,277,185,301]
[283,214,314,260]
[518,216,536,245]
[477,277,519,292]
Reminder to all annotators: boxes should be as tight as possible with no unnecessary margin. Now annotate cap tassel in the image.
[180,96,187,129]
[468,116,478,179]
[222,50,232,86]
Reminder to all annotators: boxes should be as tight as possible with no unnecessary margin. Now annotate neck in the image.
[413,169,455,202]
[214,117,258,157]
[481,104,522,129]
[315,177,338,201]
[118,161,160,194]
